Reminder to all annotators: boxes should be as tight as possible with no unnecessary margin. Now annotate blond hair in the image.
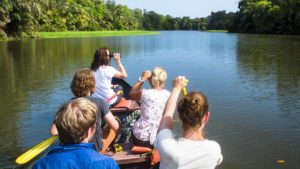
[150,67,167,88]
[55,98,97,144]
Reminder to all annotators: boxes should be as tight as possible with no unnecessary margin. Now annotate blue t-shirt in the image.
[32,143,119,169]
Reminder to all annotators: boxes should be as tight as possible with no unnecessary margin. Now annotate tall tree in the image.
[0,0,12,38]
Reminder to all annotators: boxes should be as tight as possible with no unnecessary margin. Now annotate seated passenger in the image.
[33,98,119,169]
[154,76,223,169]
[129,67,170,148]
[50,68,119,153]
[90,47,127,107]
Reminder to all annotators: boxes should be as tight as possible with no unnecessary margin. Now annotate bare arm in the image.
[129,70,151,100]
[157,76,187,133]
[103,112,120,131]
[113,53,127,78]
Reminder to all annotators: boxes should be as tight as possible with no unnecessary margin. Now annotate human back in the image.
[90,47,127,107]
[130,67,170,147]
[50,68,120,152]
[34,98,119,169]
[155,76,223,169]
[69,68,120,152]
[93,65,119,101]
[156,132,222,169]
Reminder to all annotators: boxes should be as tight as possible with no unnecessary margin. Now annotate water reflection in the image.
[0,39,86,166]
[0,36,149,167]
[0,32,300,169]
[236,34,300,120]
[235,34,300,168]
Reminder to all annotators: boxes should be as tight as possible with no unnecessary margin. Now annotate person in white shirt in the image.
[129,67,170,148]
[154,76,223,169]
[90,47,127,107]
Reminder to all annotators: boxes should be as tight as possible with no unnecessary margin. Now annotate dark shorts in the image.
[131,130,153,148]
[110,85,123,108]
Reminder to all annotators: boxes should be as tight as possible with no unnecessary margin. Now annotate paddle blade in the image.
[16,136,58,165]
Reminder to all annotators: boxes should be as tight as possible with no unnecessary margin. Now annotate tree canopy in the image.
[1,0,299,39]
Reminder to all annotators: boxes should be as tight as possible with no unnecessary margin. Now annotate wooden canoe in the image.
[15,78,157,169]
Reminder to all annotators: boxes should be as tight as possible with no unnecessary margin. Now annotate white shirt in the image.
[132,89,170,144]
[154,129,223,169]
[92,66,118,105]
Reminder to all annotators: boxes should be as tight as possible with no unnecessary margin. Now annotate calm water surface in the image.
[0,31,299,169]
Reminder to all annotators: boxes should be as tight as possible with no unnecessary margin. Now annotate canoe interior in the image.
[15,79,156,168]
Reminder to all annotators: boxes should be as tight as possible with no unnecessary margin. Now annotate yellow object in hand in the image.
[182,79,188,96]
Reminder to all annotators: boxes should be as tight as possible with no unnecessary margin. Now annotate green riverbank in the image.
[37,31,159,39]
[0,31,159,41]
[206,30,228,33]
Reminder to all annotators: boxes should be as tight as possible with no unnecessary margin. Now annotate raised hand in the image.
[113,53,121,65]
[141,70,152,81]
[172,76,187,90]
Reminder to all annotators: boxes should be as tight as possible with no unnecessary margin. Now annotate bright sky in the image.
[113,0,239,18]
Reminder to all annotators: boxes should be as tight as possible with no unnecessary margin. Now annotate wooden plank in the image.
[104,143,150,165]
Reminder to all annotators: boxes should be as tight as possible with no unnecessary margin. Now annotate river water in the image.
[0,31,299,169]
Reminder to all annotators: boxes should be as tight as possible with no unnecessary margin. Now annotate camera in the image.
[109,52,121,58]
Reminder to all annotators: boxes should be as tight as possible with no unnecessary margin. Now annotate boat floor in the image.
[104,143,157,169]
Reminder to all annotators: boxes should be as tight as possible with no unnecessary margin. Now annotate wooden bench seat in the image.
[110,99,140,114]
[104,143,150,165]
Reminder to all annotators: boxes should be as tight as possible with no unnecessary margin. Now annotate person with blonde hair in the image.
[33,98,119,169]
[129,67,170,148]
[50,68,119,153]
[154,76,223,169]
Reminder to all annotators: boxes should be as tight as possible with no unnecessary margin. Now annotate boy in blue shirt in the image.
[33,98,119,169]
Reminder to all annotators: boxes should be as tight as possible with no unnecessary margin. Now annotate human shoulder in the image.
[141,88,150,95]
[74,148,120,169]
[85,96,109,116]
[33,143,118,168]
[141,89,170,97]
[87,150,119,168]
[204,139,222,152]
[155,129,178,153]
[155,129,179,169]
[32,156,49,169]
[203,139,223,165]
[102,65,118,75]
[66,144,119,168]
[156,128,175,140]
[178,138,221,151]
[163,89,171,96]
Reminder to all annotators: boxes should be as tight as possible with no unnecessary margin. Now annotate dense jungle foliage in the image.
[229,0,300,34]
[0,0,299,40]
